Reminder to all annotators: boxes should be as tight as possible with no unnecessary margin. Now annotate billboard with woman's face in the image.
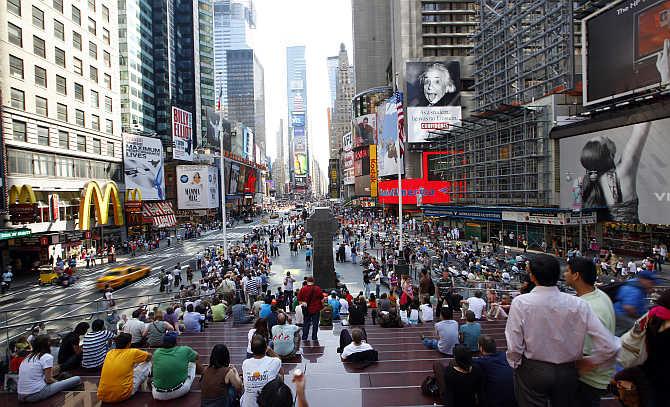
[560,118,670,224]
[406,61,462,143]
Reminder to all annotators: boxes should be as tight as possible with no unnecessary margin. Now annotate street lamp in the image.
[220,129,228,260]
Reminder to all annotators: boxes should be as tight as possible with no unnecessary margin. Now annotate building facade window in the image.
[74,83,84,101]
[72,5,80,25]
[58,131,69,148]
[35,96,48,116]
[107,141,114,156]
[54,19,65,40]
[88,17,96,35]
[13,121,26,142]
[32,6,44,29]
[56,75,67,94]
[89,41,97,59]
[90,90,99,107]
[53,0,63,13]
[8,23,22,46]
[103,28,110,45]
[73,57,82,75]
[73,31,82,50]
[103,51,111,68]
[104,96,112,112]
[7,0,21,16]
[9,55,23,79]
[34,66,47,87]
[102,4,109,22]
[75,109,85,126]
[89,66,98,82]
[77,135,86,152]
[91,114,100,130]
[37,126,49,146]
[57,103,68,121]
[105,119,113,134]
[88,0,95,12]
[55,47,66,67]
[92,138,101,154]
[104,73,111,89]
[10,88,25,110]
[33,36,45,58]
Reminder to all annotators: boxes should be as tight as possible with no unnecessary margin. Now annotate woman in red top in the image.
[368,293,378,325]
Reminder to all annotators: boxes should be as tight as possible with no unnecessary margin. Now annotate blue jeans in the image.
[423,338,438,350]
[18,376,81,402]
[302,312,320,341]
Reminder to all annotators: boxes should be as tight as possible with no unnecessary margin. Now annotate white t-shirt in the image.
[240,356,282,407]
[246,328,257,354]
[339,299,349,315]
[18,354,53,395]
[341,341,373,359]
[466,297,487,319]
[419,304,434,322]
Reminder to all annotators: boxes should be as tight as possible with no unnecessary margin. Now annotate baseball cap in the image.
[162,333,178,346]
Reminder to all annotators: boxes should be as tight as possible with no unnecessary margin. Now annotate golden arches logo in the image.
[9,185,37,204]
[78,181,124,230]
[125,188,142,201]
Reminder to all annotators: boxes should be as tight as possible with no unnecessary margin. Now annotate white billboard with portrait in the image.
[123,134,165,200]
[176,165,218,209]
[406,61,462,143]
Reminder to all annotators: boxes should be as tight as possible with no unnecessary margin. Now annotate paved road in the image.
[0,218,368,347]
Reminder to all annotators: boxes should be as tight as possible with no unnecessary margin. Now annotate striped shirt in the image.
[81,330,115,368]
[246,277,260,295]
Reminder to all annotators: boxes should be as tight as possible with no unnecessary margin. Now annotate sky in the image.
[252,0,353,177]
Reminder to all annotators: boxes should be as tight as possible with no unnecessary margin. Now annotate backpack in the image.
[421,375,440,399]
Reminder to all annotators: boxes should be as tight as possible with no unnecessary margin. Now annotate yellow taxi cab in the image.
[96,265,151,290]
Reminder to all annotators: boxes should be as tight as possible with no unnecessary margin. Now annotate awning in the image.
[142,202,177,228]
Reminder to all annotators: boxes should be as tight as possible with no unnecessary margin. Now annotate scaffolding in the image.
[426,106,552,207]
[473,0,575,112]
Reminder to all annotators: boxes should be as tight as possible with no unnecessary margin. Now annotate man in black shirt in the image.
[58,322,89,372]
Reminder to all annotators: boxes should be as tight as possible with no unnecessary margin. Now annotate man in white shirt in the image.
[340,328,374,361]
[241,335,281,407]
[505,254,619,407]
[628,259,637,276]
[462,291,486,320]
[123,310,147,347]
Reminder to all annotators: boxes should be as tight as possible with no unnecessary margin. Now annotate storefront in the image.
[602,223,670,257]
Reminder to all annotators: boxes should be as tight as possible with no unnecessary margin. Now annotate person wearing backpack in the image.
[613,270,658,335]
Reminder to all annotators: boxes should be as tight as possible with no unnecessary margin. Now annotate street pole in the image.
[219,131,228,260]
[579,209,583,254]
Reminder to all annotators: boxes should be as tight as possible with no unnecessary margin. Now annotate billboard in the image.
[378,178,456,205]
[243,127,254,160]
[560,119,669,224]
[294,134,307,153]
[176,165,219,209]
[204,107,230,151]
[583,0,670,106]
[343,132,353,152]
[354,175,371,196]
[172,107,193,161]
[406,61,461,143]
[343,150,354,185]
[369,145,378,197]
[123,134,165,200]
[229,163,240,195]
[291,113,305,127]
[294,152,308,176]
[353,114,376,148]
[376,97,405,177]
[354,147,370,177]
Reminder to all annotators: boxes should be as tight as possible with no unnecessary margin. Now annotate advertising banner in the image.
[204,107,222,150]
[353,114,376,148]
[369,145,378,197]
[176,165,218,209]
[291,113,305,128]
[376,98,404,176]
[406,61,461,143]
[343,132,353,152]
[294,134,307,153]
[238,166,246,194]
[123,134,165,200]
[294,152,308,176]
[243,127,254,160]
[560,118,669,224]
[583,0,670,106]
[354,175,371,196]
[229,163,240,195]
[378,178,457,205]
[172,107,193,161]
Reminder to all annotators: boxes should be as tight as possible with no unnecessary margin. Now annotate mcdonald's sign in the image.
[9,185,37,204]
[125,188,142,201]
[78,181,124,230]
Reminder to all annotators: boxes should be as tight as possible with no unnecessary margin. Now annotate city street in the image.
[0,218,367,346]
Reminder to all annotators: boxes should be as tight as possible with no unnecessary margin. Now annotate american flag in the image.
[394,91,405,158]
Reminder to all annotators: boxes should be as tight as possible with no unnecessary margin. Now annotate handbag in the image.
[617,312,649,368]
[421,375,440,398]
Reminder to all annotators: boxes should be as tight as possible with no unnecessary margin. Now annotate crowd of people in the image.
[4,204,669,407]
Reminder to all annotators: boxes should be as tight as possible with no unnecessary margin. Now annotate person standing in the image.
[283,272,296,310]
[297,277,323,341]
[564,257,616,407]
[1,266,13,294]
[505,254,619,407]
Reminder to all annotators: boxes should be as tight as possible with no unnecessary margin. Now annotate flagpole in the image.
[394,73,403,255]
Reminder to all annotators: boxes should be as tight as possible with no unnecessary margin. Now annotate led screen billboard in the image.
[560,118,669,224]
[376,97,405,177]
[583,0,670,105]
[353,114,376,148]
[406,61,462,143]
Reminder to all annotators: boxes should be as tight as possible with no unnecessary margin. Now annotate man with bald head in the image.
[271,312,301,360]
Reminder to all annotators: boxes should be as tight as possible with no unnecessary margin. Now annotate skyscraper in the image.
[327,56,338,110]
[213,0,255,110]
[330,44,354,158]
[286,46,308,193]
[152,0,177,146]
[226,49,265,152]
[352,0,391,92]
